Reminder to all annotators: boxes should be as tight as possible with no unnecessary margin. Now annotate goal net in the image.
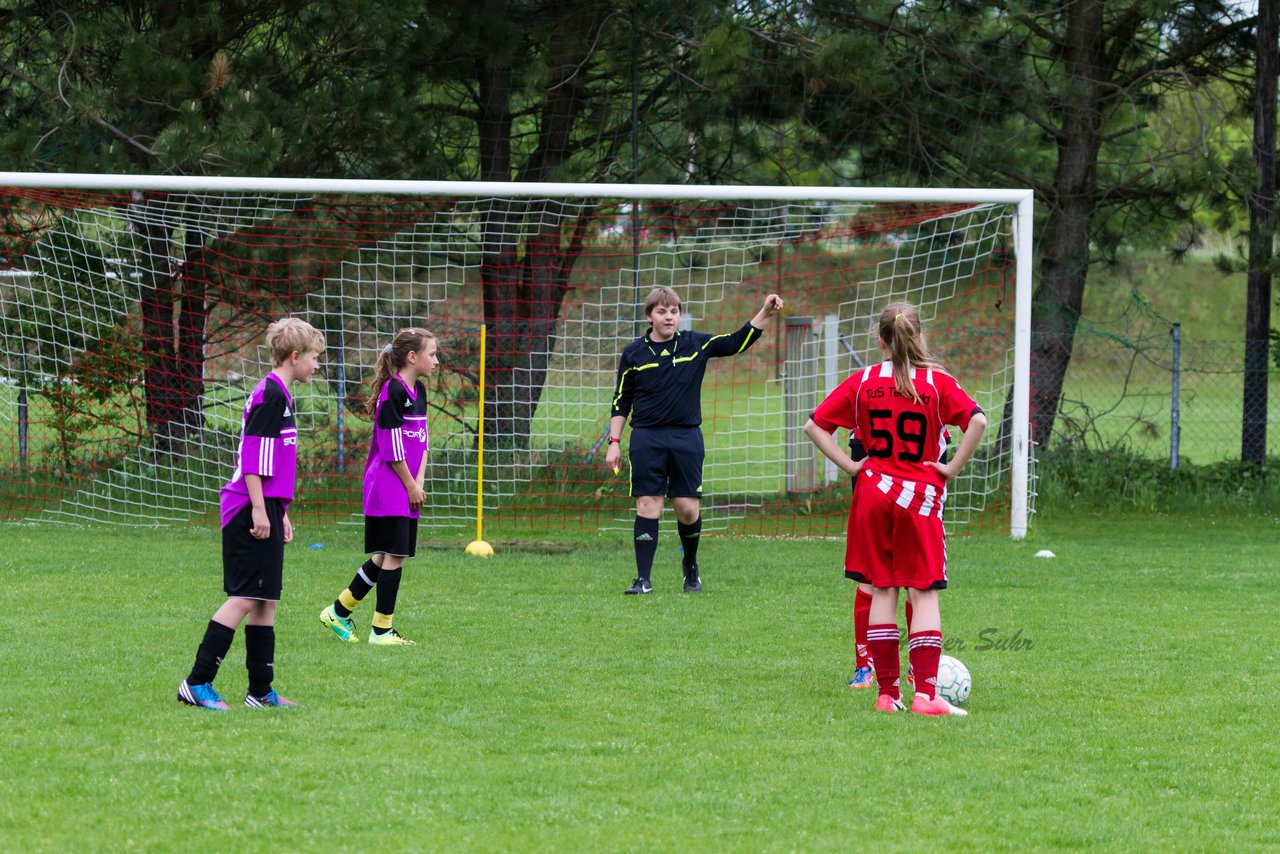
[0,176,1033,537]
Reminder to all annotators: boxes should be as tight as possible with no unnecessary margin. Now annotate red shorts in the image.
[844,470,948,589]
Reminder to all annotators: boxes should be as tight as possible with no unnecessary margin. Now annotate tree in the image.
[399,0,842,446]
[812,0,1253,449]
[1243,0,1275,466]
[2,1,831,451]
[12,0,1257,461]
[0,0,441,448]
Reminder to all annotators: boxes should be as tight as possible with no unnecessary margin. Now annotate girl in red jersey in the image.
[804,302,986,716]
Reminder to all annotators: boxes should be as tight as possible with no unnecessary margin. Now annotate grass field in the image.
[3,509,1278,850]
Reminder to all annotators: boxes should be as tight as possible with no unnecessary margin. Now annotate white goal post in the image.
[0,173,1032,538]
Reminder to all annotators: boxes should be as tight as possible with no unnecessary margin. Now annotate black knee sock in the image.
[373,568,402,633]
[634,516,659,581]
[187,620,235,686]
[244,624,275,698]
[677,516,702,569]
[334,558,381,618]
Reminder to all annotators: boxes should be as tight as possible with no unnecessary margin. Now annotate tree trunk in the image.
[133,195,204,456]
[1243,0,1276,466]
[480,207,586,450]
[176,219,209,441]
[508,211,590,445]
[474,5,598,449]
[1028,0,1106,450]
[480,220,522,447]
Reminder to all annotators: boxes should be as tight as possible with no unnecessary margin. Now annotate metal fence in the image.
[1054,328,1279,465]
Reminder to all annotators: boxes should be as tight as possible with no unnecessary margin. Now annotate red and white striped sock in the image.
[908,631,944,700]
[867,623,901,699]
[853,588,873,668]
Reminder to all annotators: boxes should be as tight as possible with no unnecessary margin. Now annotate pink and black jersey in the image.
[219,373,298,528]
[812,361,980,507]
[363,376,430,519]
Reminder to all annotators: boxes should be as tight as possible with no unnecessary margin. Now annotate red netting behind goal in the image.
[0,188,1018,535]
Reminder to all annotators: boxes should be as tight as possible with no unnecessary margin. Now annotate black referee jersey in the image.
[611,321,763,428]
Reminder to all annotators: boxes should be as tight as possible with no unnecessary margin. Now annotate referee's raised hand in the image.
[750,293,784,330]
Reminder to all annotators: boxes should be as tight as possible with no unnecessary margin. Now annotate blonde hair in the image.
[878,301,940,404]
[366,327,437,417]
[642,286,682,319]
[265,317,325,366]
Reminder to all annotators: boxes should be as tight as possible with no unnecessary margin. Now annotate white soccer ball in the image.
[935,655,971,705]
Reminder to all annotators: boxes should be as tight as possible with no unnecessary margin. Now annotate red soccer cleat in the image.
[910,693,968,717]
[875,694,906,713]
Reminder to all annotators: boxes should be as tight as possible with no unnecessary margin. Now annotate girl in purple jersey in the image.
[321,327,439,646]
[177,317,325,711]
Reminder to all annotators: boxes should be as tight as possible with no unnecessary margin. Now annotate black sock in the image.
[634,516,659,581]
[678,516,702,569]
[244,624,275,698]
[373,568,402,633]
[334,558,381,618]
[187,620,235,686]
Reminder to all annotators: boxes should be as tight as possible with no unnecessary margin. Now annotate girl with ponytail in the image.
[321,327,439,646]
[805,301,987,717]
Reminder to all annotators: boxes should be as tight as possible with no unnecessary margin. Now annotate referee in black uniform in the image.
[605,287,784,594]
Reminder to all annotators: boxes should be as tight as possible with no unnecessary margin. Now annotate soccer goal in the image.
[0,174,1033,537]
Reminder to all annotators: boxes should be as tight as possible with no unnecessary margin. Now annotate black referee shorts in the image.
[222,497,286,600]
[629,425,704,499]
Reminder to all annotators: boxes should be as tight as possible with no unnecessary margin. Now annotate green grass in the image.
[3,511,1278,850]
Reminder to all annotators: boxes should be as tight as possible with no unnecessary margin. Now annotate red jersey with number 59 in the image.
[811,361,981,491]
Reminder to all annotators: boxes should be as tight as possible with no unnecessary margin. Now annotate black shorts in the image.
[849,436,867,494]
[222,498,286,600]
[629,425,704,499]
[365,515,419,558]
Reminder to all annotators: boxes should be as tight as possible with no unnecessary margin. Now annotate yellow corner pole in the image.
[465,324,494,557]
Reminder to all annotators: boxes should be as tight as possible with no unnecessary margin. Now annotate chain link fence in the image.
[1053,327,1279,465]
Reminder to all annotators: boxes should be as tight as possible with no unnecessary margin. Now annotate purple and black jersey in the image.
[219,373,297,528]
[363,376,430,519]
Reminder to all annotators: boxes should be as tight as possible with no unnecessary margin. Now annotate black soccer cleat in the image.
[624,577,653,595]
[682,564,701,593]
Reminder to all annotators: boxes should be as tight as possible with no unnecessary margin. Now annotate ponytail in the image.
[877,301,939,404]
[365,349,395,418]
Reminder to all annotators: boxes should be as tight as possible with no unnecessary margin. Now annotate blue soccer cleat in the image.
[848,665,875,689]
[177,680,229,711]
[244,690,299,708]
